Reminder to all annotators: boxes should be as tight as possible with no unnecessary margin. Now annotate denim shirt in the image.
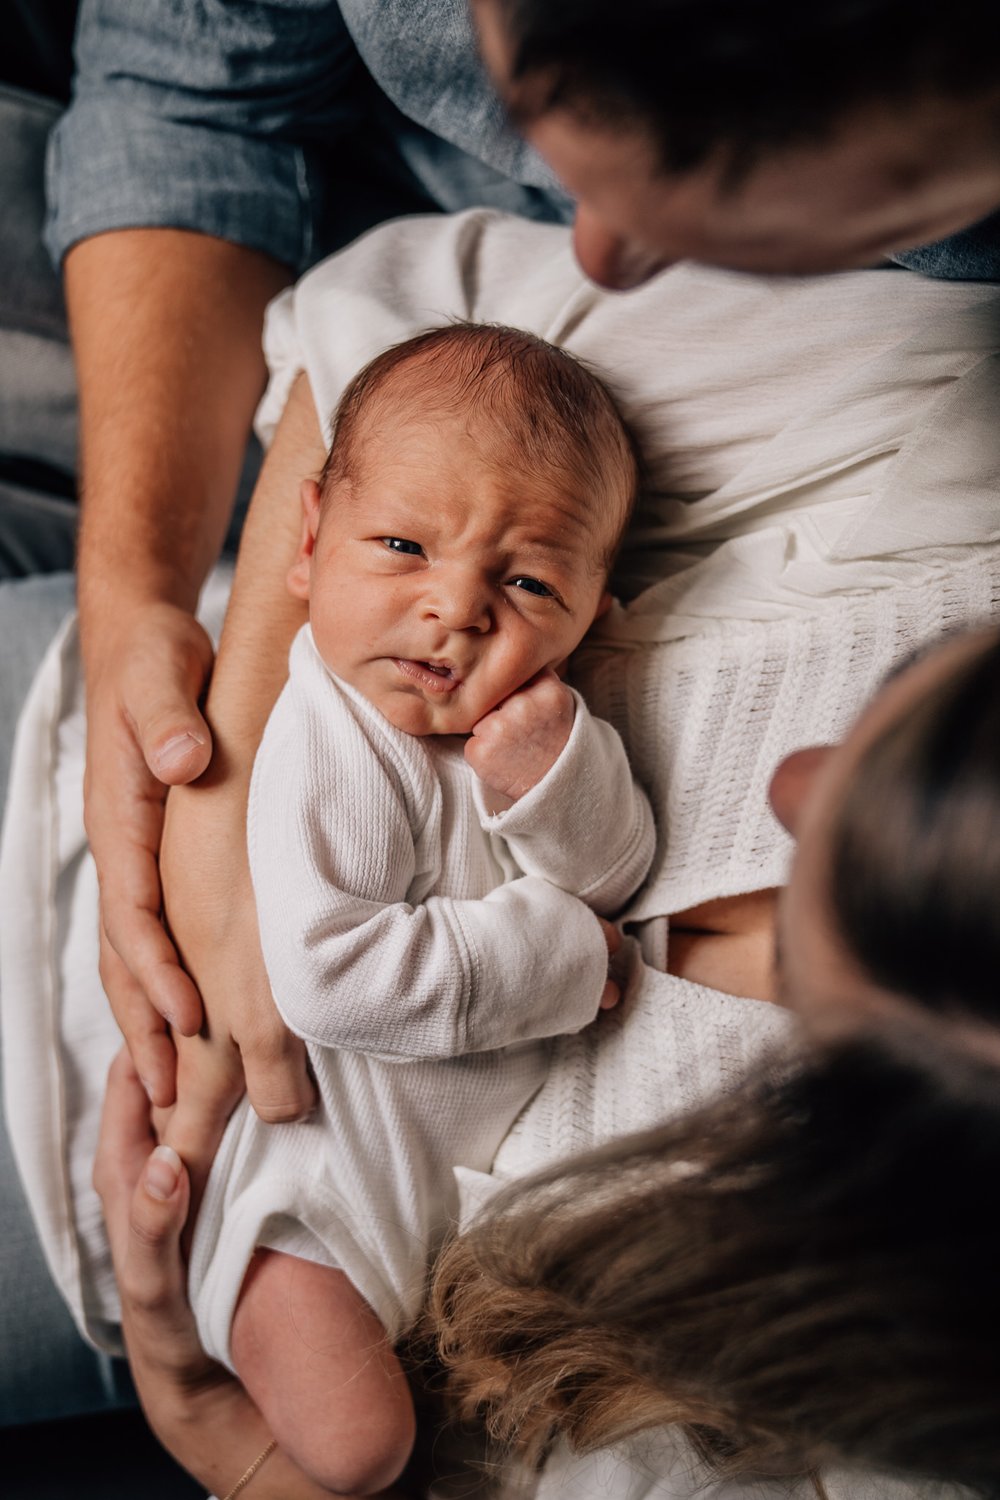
[44,0,572,274]
[44,0,999,281]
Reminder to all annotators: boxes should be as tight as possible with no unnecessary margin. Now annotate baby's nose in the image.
[423,573,491,633]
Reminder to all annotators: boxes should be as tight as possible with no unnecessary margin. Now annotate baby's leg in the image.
[231,1249,416,1495]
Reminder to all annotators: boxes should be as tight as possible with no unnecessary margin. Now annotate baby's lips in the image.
[394,657,462,693]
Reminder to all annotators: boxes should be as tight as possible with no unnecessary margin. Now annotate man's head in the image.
[474,0,1000,284]
[288,323,637,736]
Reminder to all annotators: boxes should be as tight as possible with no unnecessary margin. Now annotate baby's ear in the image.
[287,479,323,600]
[593,589,614,621]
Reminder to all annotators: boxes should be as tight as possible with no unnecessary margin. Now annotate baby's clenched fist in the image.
[465,669,575,802]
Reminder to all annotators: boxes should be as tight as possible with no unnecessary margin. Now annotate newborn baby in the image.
[189,322,655,1493]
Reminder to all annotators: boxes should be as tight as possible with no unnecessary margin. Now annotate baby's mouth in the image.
[394,658,462,694]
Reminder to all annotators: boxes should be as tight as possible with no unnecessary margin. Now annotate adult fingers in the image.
[120,1144,217,1385]
[96,1053,197,1347]
[88,765,203,1038]
[163,1031,247,1218]
[98,930,179,1108]
[94,1049,162,1257]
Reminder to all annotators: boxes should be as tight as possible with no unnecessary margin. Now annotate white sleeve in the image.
[473,690,655,916]
[249,655,608,1060]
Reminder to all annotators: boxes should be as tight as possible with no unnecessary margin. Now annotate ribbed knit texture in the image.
[247,627,655,1056]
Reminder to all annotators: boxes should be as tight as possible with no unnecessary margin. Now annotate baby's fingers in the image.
[597,916,622,956]
[600,979,621,1010]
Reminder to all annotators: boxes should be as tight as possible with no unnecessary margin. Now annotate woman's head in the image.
[771,625,1000,1049]
[430,1029,1000,1488]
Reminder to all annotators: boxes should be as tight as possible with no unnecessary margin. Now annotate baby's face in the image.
[290,405,613,736]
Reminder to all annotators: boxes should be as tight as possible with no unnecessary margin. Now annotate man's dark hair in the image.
[493,0,1000,177]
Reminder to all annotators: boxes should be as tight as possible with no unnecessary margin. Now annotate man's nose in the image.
[422,571,492,633]
[572,206,673,290]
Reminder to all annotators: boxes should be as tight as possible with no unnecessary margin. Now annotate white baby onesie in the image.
[188,625,655,1366]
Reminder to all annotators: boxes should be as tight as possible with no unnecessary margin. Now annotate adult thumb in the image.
[131,629,215,785]
[146,709,213,784]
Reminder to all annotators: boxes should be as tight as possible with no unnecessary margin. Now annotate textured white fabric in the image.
[259,206,1000,960]
[186,623,653,1364]
[248,627,654,1057]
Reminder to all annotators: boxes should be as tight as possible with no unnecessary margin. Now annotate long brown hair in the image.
[430,1033,1000,1489]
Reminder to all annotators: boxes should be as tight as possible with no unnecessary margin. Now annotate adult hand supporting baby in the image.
[66,229,293,1109]
[95,1051,355,1500]
[152,373,325,1174]
[86,603,216,1106]
[465,668,576,802]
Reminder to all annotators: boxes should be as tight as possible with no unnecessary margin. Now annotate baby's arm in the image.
[468,675,655,915]
[250,666,612,1058]
[230,1250,414,1496]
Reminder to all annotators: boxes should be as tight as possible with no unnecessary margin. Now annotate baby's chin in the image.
[377,689,480,738]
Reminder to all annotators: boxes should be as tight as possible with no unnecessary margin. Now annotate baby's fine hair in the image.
[320,322,639,570]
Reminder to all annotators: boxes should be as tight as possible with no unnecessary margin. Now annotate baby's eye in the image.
[382,537,423,556]
[509,576,553,598]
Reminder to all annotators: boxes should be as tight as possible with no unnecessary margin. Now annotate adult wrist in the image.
[77,559,204,634]
[77,593,206,675]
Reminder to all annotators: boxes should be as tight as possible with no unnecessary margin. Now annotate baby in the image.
[189,323,655,1494]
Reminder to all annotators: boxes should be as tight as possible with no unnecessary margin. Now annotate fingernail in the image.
[139,1076,155,1102]
[153,731,206,775]
[146,1144,182,1200]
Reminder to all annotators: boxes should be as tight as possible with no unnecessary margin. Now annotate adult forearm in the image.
[157,374,323,1161]
[61,227,293,1103]
[65,227,291,639]
[202,372,322,770]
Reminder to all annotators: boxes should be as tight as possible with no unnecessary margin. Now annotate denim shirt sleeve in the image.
[44,0,365,271]
[890,207,1000,282]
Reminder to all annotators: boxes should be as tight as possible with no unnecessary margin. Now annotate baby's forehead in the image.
[332,332,634,565]
[358,408,614,551]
